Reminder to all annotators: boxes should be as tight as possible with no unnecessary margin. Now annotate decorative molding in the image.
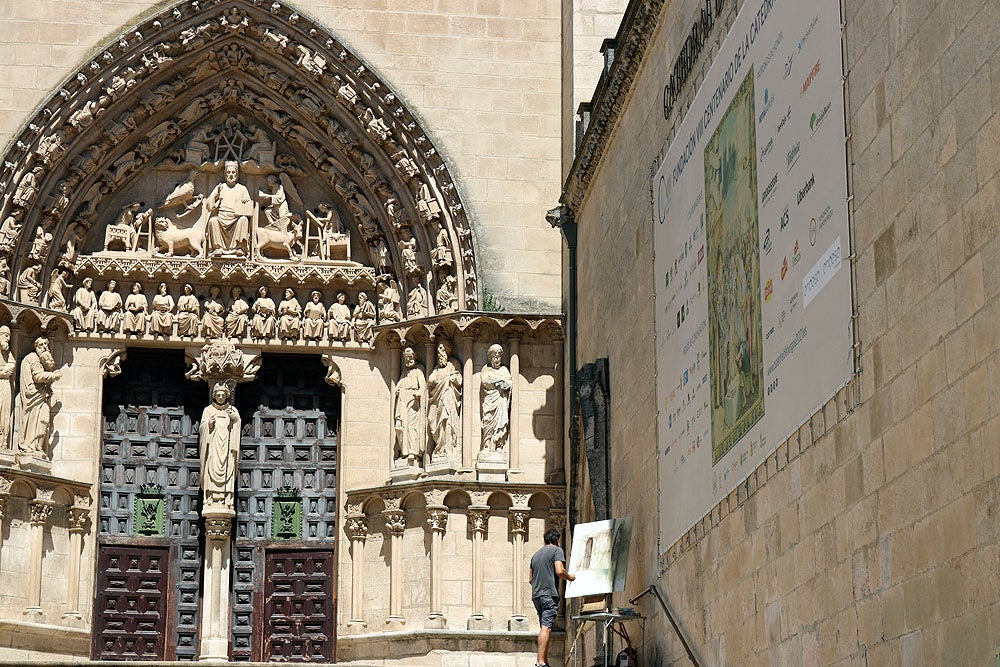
[561,0,666,212]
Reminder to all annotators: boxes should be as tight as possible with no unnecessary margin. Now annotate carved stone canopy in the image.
[0,0,479,327]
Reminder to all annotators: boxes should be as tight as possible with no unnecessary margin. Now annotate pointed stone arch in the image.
[0,0,478,328]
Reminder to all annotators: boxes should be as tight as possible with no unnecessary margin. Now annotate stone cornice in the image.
[561,0,665,214]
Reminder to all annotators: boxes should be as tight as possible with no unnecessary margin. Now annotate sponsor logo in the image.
[763,227,773,255]
[798,15,819,53]
[777,106,792,132]
[758,88,775,124]
[801,59,821,96]
[781,256,788,280]
[810,101,832,134]
[759,136,774,162]
[786,140,801,172]
[797,173,816,205]
[809,217,818,246]
[762,172,779,206]
[792,240,802,265]
[780,207,790,231]
[765,279,773,302]
[758,31,784,78]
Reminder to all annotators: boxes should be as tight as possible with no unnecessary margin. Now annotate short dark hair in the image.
[543,529,561,545]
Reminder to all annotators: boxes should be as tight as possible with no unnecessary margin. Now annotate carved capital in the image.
[426,507,448,533]
[548,509,567,533]
[0,473,12,496]
[468,490,490,507]
[205,516,232,540]
[508,509,529,536]
[29,500,55,526]
[468,507,488,534]
[68,506,90,533]
[422,488,446,507]
[185,339,261,386]
[0,495,8,521]
[382,492,402,512]
[510,490,530,510]
[346,515,368,540]
[383,508,405,536]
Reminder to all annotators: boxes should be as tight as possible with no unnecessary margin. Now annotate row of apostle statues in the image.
[68,279,403,344]
[393,341,512,468]
[0,330,61,461]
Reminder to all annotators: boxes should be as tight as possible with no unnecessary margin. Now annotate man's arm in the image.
[554,560,576,582]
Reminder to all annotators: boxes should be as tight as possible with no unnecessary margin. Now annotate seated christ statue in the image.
[206,161,253,257]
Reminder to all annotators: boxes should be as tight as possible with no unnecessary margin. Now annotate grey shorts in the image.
[533,595,559,628]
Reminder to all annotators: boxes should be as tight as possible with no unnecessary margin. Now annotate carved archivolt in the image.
[0,0,479,347]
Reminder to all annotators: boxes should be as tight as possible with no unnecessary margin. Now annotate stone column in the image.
[0,476,10,574]
[508,336,521,475]
[346,511,368,632]
[25,499,54,616]
[549,337,566,484]
[461,335,475,471]
[426,506,448,628]
[467,505,489,630]
[384,508,406,629]
[199,514,234,661]
[508,508,530,630]
[62,506,90,620]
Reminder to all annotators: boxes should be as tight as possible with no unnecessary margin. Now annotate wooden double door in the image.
[94,351,339,662]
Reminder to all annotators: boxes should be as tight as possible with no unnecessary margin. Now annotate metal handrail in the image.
[629,584,702,667]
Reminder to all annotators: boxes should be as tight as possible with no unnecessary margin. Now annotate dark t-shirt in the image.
[530,544,566,599]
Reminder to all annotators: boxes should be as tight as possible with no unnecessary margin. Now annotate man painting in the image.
[206,161,253,257]
[529,529,575,667]
[18,337,62,458]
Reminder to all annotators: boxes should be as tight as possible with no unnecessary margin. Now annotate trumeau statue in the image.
[427,339,462,460]
[199,381,240,512]
[480,344,512,452]
[393,346,426,465]
[0,326,15,449]
[18,337,61,458]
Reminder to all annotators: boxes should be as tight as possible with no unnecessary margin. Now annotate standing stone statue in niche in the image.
[352,292,376,345]
[70,277,97,330]
[18,336,61,458]
[199,381,241,511]
[202,286,226,338]
[302,291,326,341]
[393,346,426,465]
[480,344,512,452]
[277,288,302,341]
[206,161,253,257]
[123,282,149,335]
[427,339,462,460]
[327,292,351,342]
[225,286,249,338]
[150,282,175,336]
[0,326,15,449]
[176,283,201,338]
[250,285,277,340]
[97,280,123,333]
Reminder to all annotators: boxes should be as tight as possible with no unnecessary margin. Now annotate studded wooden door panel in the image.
[263,550,334,662]
[93,545,169,660]
[98,349,207,660]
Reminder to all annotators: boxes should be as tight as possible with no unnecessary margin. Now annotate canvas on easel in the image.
[565,517,633,598]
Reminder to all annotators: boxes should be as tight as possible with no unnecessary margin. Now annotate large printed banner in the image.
[653,0,854,550]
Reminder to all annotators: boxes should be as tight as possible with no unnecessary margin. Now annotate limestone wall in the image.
[0,0,564,311]
[570,0,1000,664]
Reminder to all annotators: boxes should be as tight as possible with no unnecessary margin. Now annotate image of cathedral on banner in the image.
[704,71,764,464]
